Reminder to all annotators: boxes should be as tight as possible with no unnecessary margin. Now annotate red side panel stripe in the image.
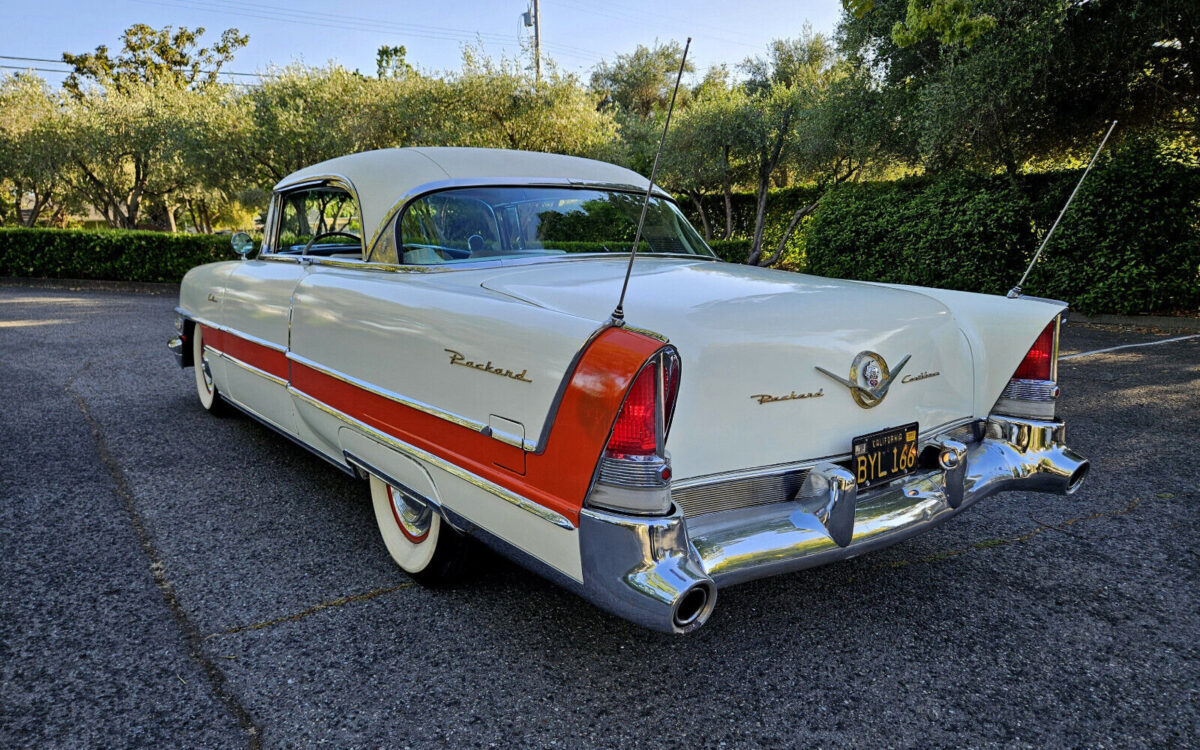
[204,324,661,526]
[200,325,289,381]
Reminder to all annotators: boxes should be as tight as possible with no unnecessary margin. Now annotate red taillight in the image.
[606,362,659,458]
[1013,321,1056,381]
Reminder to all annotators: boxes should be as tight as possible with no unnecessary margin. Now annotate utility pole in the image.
[521,1,541,83]
[533,0,541,84]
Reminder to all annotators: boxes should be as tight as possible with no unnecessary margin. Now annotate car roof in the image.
[273,147,662,244]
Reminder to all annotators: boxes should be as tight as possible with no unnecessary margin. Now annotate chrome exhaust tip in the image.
[672,583,715,632]
[1066,460,1090,495]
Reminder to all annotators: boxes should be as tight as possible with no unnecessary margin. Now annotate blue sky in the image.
[2,0,843,87]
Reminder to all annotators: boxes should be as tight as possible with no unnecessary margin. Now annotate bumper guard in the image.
[576,415,1088,633]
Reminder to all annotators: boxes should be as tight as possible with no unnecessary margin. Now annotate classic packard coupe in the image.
[170,147,1089,633]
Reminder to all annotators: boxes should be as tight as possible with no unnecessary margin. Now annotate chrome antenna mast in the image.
[610,37,691,325]
[1008,120,1117,299]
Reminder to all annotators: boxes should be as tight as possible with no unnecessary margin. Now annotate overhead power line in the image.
[0,54,270,78]
[132,0,601,63]
[0,64,74,74]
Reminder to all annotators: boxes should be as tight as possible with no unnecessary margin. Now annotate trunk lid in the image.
[481,258,977,481]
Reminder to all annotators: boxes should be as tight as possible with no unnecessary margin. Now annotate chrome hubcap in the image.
[200,351,214,393]
[388,485,432,541]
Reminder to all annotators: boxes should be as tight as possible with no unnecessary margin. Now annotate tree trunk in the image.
[200,200,214,234]
[744,111,793,265]
[721,145,734,240]
[186,198,200,233]
[744,172,771,265]
[689,192,712,240]
[165,202,177,233]
[757,200,819,268]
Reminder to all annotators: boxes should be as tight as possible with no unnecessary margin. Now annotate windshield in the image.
[390,186,715,265]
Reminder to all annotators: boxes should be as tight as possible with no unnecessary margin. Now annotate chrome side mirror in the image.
[231,231,255,258]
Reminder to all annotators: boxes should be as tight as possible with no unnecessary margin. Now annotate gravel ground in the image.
[1,284,1196,748]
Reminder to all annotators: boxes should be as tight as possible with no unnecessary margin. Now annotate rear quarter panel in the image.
[874,284,1067,414]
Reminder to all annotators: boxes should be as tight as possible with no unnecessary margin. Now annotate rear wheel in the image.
[192,326,231,416]
[369,474,472,585]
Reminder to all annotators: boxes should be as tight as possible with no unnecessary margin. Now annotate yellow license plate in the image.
[852,422,919,489]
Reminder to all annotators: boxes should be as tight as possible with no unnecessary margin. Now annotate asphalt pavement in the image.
[1,283,1196,748]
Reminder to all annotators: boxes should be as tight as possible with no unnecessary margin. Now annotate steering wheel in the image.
[301,231,362,255]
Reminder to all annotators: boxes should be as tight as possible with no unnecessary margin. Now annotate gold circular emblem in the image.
[849,350,889,409]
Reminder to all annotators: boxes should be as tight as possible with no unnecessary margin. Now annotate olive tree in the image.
[62,23,248,97]
[0,74,73,226]
[659,82,750,240]
[737,31,846,265]
[238,65,407,183]
[426,49,621,160]
[589,41,694,119]
[63,83,227,229]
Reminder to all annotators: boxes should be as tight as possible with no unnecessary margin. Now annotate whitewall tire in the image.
[369,474,471,585]
[192,325,230,415]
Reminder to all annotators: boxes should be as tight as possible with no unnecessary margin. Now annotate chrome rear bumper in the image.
[577,414,1088,633]
[168,335,185,367]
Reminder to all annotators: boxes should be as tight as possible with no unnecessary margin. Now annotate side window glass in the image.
[276,186,362,256]
[399,193,501,264]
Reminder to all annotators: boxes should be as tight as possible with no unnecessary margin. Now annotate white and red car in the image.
[171,147,1089,632]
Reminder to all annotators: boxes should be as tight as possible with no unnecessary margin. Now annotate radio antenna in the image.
[1008,120,1117,299]
[610,37,691,325]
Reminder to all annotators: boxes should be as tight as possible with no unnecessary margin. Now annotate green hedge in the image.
[1022,142,1200,315]
[805,143,1200,315]
[0,227,236,283]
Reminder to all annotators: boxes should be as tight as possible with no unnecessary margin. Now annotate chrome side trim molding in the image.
[213,348,288,387]
[287,384,575,530]
[285,351,533,451]
[342,452,443,511]
[179,306,538,452]
[176,309,288,354]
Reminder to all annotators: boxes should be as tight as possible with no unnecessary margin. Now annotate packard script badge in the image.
[444,349,532,383]
[815,350,911,409]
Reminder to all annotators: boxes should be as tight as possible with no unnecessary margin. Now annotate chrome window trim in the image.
[285,351,533,452]
[288,384,575,530]
[260,254,305,266]
[337,250,719,276]
[265,174,366,260]
[364,177,709,265]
